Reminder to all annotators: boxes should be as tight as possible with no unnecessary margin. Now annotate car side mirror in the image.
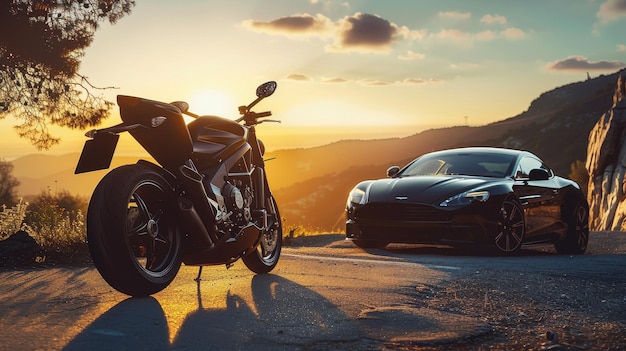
[387,166,400,178]
[529,168,550,181]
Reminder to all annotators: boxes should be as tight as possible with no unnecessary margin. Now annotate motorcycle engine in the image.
[221,180,253,227]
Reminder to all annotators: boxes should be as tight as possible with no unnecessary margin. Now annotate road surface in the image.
[0,232,624,350]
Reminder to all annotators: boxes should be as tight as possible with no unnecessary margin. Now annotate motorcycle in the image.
[75,81,282,297]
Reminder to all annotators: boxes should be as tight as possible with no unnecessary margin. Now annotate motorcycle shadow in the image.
[62,297,169,351]
[63,274,361,350]
[171,274,362,349]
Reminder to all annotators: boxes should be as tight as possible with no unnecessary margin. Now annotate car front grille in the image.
[356,203,453,222]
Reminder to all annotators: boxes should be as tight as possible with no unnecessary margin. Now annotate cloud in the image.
[286,74,312,81]
[438,11,471,20]
[322,77,349,83]
[434,28,471,41]
[327,13,409,53]
[475,30,496,41]
[398,50,425,61]
[435,27,526,42]
[402,78,442,85]
[357,78,442,86]
[242,13,332,37]
[547,56,626,72]
[360,79,393,86]
[597,0,626,23]
[480,14,507,25]
[284,75,441,86]
[618,44,626,52]
[244,12,407,53]
[501,27,526,39]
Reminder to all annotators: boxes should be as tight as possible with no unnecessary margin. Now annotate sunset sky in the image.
[1,0,626,158]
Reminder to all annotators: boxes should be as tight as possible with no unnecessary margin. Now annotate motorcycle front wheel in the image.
[87,164,182,297]
[242,195,282,273]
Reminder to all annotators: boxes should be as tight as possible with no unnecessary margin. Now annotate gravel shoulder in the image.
[288,231,626,351]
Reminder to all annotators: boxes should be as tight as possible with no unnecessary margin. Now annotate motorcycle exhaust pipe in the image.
[178,197,214,248]
[178,164,220,245]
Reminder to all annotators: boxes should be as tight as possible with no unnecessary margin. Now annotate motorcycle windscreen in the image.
[75,132,119,174]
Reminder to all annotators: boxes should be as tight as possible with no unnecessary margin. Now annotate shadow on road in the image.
[377,243,556,257]
[62,297,169,350]
[63,274,362,350]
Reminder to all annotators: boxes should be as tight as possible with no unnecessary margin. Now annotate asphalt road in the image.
[0,232,624,350]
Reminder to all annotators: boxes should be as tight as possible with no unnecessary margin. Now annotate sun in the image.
[186,89,237,118]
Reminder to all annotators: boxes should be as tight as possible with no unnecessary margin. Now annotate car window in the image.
[515,156,553,179]
[401,153,516,178]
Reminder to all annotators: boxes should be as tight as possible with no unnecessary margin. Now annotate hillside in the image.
[7,69,624,231]
[269,70,623,231]
[12,154,152,199]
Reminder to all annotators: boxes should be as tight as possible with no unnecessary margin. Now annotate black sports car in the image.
[345,147,589,254]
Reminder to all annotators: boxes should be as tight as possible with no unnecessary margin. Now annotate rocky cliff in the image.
[586,73,626,230]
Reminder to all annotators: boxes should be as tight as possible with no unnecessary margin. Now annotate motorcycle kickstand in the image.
[194,266,203,282]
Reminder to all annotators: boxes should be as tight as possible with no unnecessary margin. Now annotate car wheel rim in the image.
[495,200,525,252]
[574,205,589,250]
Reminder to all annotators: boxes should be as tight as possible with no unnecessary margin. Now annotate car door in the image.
[512,157,561,236]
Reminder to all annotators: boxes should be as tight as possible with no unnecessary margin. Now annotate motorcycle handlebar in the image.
[236,111,274,125]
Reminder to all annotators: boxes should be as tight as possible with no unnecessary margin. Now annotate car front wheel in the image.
[494,198,525,254]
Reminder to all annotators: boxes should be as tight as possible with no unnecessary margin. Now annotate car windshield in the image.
[400,152,517,178]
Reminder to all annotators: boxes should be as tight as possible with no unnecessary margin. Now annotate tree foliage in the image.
[568,159,589,196]
[0,159,20,207]
[0,0,135,149]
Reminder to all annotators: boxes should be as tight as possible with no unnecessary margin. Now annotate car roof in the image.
[424,147,533,159]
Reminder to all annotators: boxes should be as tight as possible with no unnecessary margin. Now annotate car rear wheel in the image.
[555,201,589,255]
[494,198,525,254]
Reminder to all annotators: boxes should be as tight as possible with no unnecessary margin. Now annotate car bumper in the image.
[346,203,500,245]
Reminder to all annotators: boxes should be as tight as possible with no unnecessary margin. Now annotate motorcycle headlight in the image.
[347,188,367,206]
[439,190,489,207]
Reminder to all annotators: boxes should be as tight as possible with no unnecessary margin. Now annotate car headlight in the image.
[347,188,367,206]
[439,190,489,207]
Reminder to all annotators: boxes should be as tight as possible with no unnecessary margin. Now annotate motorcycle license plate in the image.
[74,132,120,174]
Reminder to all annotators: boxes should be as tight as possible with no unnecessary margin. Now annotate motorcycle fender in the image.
[75,132,119,174]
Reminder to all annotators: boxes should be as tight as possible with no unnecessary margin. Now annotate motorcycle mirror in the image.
[256,81,277,98]
[170,101,189,113]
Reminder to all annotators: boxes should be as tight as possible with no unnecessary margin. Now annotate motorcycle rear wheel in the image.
[87,164,182,296]
[242,195,282,273]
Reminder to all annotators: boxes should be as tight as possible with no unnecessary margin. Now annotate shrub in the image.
[0,198,28,240]
[24,191,87,252]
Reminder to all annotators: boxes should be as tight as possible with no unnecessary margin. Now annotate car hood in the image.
[366,176,490,204]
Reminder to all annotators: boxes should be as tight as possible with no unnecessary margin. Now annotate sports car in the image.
[345,147,589,254]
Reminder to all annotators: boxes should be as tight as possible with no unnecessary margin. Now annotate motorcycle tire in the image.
[242,195,282,273]
[87,163,182,297]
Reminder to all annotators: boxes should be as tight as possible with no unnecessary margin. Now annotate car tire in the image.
[494,198,525,254]
[555,201,589,255]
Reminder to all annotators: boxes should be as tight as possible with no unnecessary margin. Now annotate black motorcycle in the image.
[75,81,282,297]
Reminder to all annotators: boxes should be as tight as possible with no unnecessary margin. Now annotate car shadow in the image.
[369,243,557,257]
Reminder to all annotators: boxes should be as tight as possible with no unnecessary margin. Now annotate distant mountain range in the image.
[9,69,624,231]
